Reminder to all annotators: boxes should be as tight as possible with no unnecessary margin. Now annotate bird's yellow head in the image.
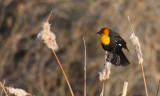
[97,28,110,45]
[97,28,110,36]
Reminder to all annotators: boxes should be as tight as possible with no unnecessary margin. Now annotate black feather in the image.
[106,50,130,66]
[106,53,121,66]
[115,50,130,66]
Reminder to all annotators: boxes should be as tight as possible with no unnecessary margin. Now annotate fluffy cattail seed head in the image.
[38,22,58,51]
[130,33,143,64]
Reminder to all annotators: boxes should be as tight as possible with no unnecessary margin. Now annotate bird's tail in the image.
[106,50,130,66]
[116,50,130,66]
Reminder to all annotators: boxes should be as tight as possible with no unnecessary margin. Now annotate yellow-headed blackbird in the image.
[97,27,130,66]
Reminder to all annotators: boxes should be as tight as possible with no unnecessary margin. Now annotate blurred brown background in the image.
[0,0,160,96]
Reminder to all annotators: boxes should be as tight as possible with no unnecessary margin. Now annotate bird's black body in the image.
[97,28,130,66]
[102,29,128,51]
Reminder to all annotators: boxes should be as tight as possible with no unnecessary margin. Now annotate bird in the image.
[97,27,130,66]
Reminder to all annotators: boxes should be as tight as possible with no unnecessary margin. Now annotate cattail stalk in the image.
[128,16,148,96]
[0,82,8,96]
[38,11,74,96]
[99,51,111,96]
[83,37,87,96]
[52,50,74,96]
[122,81,128,96]
[100,80,106,96]
[99,52,111,81]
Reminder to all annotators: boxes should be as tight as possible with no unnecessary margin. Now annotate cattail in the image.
[38,22,58,51]
[99,52,111,96]
[6,87,32,96]
[128,16,143,64]
[99,62,111,81]
[99,61,111,96]
[38,11,74,96]
[130,32,143,64]
[128,16,148,96]
[99,52,111,81]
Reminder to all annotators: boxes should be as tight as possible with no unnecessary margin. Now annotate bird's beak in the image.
[96,31,101,34]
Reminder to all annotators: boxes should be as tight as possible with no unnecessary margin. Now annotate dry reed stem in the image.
[52,50,74,96]
[140,63,148,96]
[100,80,106,96]
[122,81,128,96]
[0,82,8,96]
[128,16,148,96]
[83,37,87,96]
[156,79,160,96]
[46,11,53,22]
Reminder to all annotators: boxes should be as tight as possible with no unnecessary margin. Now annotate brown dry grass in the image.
[0,0,160,96]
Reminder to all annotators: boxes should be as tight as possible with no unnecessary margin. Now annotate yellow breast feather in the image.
[101,35,110,45]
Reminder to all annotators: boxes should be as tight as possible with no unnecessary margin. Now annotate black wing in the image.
[106,50,130,66]
[109,30,129,51]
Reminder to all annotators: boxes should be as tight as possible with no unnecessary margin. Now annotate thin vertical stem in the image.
[52,50,74,96]
[83,37,87,96]
[100,80,106,96]
[140,63,148,96]
[122,81,128,96]
[46,11,53,22]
